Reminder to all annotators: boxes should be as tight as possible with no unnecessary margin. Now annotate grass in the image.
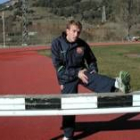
[38,49,51,57]
[91,44,140,91]
[38,44,140,91]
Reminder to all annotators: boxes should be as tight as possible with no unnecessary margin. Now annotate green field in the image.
[38,44,140,91]
[92,44,140,91]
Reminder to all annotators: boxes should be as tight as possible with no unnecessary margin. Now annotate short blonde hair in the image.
[66,20,82,30]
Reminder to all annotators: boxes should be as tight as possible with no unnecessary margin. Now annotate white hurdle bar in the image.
[0,91,140,116]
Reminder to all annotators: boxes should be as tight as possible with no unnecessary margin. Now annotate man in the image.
[51,20,130,140]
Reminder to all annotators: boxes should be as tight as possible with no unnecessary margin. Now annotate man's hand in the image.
[78,69,88,84]
[60,85,64,90]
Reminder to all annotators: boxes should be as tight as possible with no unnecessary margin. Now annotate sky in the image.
[0,0,10,4]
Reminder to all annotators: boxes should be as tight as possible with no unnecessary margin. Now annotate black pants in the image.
[61,72,116,138]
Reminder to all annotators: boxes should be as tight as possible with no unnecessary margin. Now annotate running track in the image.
[0,46,140,140]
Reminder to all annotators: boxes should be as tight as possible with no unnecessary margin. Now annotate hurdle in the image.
[0,91,140,116]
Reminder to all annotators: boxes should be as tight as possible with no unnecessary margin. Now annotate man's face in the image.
[66,24,81,43]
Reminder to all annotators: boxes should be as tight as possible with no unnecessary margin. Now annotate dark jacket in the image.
[51,32,98,85]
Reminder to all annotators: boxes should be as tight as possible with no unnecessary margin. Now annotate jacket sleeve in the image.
[84,43,98,73]
[51,39,65,85]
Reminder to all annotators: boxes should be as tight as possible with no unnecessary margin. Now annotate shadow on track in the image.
[51,113,140,140]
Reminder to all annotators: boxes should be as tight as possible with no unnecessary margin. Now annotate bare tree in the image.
[112,0,140,35]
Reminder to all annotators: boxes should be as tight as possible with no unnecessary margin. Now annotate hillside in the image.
[0,0,140,47]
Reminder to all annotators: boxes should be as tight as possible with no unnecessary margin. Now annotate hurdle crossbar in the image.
[0,91,140,116]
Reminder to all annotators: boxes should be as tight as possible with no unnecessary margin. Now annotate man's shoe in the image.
[116,71,131,93]
[62,136,72,140]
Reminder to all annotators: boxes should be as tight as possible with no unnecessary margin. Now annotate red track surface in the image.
[0,47,140,140]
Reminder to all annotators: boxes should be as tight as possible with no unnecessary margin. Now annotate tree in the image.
[112,0,140,35]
